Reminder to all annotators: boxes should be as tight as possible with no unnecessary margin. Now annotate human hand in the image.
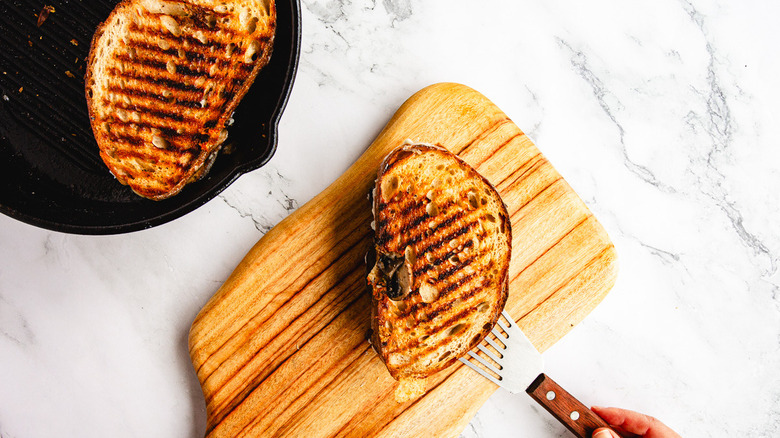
[590,406,681,438]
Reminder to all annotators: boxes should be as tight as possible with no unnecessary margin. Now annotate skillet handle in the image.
[526,373,615,438]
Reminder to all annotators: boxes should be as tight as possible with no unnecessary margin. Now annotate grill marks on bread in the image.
[85,0,275,199]
[368,143,511,401]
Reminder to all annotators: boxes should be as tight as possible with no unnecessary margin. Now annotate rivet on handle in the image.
[546,391,556,400]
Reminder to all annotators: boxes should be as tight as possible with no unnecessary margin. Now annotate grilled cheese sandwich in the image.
[367,142,511,401]
[85,0,275,200]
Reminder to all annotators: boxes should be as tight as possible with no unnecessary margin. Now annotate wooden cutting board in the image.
[188,82,618,437]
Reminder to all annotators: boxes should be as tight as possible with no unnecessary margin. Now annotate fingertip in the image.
[590,406,614,419]
[592,427,619,438]
[590,405,626,426]
[591,405,614,413]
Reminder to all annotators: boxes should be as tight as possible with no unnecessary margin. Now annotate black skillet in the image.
[0,0,300,234]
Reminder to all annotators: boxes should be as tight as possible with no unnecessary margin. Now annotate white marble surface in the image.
[2,0,779,436]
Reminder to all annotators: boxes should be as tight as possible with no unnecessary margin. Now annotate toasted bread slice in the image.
[367,142,511,401]
[85,0,276,200]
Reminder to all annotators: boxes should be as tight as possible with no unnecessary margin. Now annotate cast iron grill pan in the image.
[0,0,300,234]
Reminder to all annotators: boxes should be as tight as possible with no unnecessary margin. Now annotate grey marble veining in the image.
[2,0,779,437]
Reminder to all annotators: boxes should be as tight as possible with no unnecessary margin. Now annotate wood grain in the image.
[526,374,612,438]
[188,82,618,437]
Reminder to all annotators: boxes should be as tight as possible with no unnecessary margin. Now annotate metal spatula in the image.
[460,311,613,438]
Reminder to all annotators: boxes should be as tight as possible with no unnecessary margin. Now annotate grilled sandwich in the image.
[85,0,276,200]
[367,142,511,401]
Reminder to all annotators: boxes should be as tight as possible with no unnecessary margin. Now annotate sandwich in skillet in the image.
[85,0,276,200]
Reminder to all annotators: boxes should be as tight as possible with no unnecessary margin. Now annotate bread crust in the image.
[85,0,276,200]
[368,143,511,399]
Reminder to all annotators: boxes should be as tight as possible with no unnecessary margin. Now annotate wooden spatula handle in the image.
[526,373,613,438]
